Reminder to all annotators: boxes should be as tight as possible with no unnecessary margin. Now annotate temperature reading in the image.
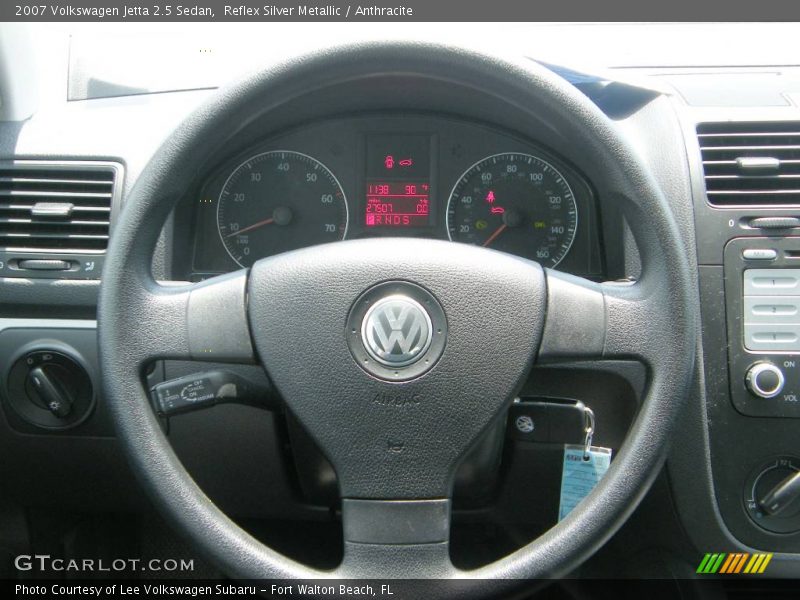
[365,181,430,227]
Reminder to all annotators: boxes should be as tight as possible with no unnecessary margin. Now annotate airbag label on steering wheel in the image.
[559,445,612,521]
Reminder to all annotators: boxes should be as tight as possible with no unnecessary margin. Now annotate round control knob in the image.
[5,347,94,430]
[744,456,800,534]
[745,362,785,399]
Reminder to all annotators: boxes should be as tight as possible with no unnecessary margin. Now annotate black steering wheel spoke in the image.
[112,270,256,369]
[338,499,454,577]
[538,269,664,367]
[182,270,256,364]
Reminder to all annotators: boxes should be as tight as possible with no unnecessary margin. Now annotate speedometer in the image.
[217,151,348,267]
[446,152,577,266]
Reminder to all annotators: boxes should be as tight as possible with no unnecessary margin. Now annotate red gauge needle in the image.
[226,217,274,238]
[482,223,508,247]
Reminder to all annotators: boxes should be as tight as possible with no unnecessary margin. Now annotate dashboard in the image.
[2,31,800,582]
[183,116,603,280]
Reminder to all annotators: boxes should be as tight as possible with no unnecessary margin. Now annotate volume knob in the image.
[746,363,785,399]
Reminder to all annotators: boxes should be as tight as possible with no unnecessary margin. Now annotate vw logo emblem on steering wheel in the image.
[361,295,433,367]
[347,281,447,381]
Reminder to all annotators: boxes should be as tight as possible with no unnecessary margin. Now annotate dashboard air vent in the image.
[698,122,800,207]
[0,161,120,253]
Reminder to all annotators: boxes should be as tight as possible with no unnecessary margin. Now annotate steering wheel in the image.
[97,42,696,591]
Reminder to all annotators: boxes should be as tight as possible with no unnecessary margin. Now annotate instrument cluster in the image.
[187,115,603,279]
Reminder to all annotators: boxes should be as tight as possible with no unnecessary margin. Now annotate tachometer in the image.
[217,151,348,267]
[446,152,577,266]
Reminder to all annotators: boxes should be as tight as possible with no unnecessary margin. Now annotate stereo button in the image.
[744,296,800,323]
[745,324,800,351]
[744,269,800,295]
[742,248,778,261]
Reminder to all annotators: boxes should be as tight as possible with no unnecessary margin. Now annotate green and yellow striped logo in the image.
[696,553,773,575]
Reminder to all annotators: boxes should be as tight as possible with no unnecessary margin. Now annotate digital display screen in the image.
[365,182,430,227]
[365,133,433,228]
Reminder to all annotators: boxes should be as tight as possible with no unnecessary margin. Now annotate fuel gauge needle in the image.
[226,217,274,238]
[482,223,508,247]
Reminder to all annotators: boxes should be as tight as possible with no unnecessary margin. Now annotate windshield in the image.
[23,22,800,102]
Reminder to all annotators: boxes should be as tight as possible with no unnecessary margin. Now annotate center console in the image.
[687,115,800,553]
[725,236,800,418]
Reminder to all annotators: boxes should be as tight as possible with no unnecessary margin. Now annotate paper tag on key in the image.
[558,444,613,521]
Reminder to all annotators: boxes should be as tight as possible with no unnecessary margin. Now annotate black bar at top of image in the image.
[3,0,800,22]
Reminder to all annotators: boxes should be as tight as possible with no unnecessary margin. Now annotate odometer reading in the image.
[217,151,348,267]
[365,181,430,227]
[446,152,578,266]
